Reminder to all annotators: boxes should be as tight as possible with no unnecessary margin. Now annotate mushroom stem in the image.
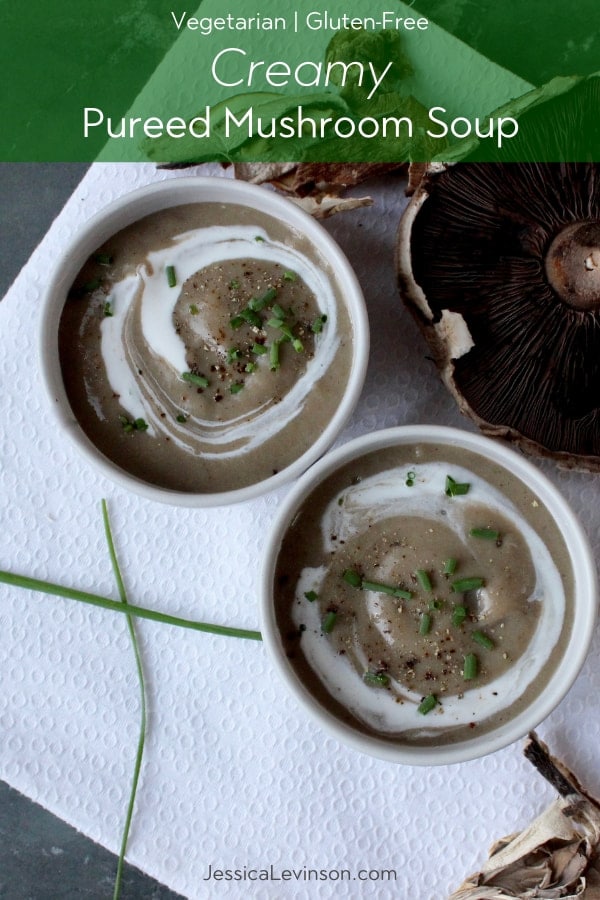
[545,220,600,310]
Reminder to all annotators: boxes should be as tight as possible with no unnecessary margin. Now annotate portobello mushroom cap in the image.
[397,160,600,469]
[397,74,600,469]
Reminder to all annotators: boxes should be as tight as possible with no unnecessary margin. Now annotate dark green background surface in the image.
[3,3,177,160]
[420,0,600,84]
[2,0,598,162]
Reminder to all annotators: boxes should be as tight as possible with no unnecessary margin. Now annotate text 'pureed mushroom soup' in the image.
[58,203,353,492]
[275,444,574,746]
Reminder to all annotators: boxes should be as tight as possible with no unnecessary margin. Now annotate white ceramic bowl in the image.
[39,176,369,507]
[260,425,598,765]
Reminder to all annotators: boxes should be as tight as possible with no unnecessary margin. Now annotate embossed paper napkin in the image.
[1,162,600,900]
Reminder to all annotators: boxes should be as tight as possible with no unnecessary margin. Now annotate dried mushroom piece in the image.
[231,162,298,185]
[281,192,373,220]
[233,161,405,218]
[397,160,600,470]
[233,162,399,193]
[449,733,600,899]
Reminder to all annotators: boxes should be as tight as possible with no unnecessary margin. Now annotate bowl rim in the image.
[260,424,598,766]
[39,175,369,507]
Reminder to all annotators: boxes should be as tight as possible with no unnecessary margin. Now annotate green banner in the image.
[2,0,599,162]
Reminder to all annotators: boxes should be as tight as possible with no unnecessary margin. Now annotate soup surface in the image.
[59,202,353,492]
[274,442,573,746]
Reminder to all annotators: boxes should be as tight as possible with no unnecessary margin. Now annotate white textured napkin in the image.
[1,162,600,900]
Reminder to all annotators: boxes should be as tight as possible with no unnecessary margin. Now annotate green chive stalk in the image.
[0,502,263,900]
[0,572,262,641]
[101,500,146,900]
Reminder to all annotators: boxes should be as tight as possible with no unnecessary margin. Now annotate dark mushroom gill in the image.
[410,162,600,458]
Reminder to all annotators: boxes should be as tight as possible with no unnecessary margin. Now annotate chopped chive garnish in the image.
[121,416,148,433]
[176,414,188,423]
[166,265,177,288]
[451,604,467,627]
[470,527,501,541]
[189,304,199,316]
[472,630,495,650]
[363,671,390,688]
[229,279,240,289]
[343,569,362,588]
[226,348,242,363]
[262,288,278,304]
[82,278,102,293]
[251,342,268,356]
[361,580,403,598]
[103,301,113,317]
[357,578,384,592]
[271,303,287,320]
[292,338,304,353]
[452,577,484,593]
[429,599,445,611]
[94,253,113,266]
[230,382,244,394]
[463,653,478,680]
[278,323,294,340]
[419,613,432,636]
[443,558,457,575]
[245,362,257,373]
[119,414,147,433]
[181,371,209,389]
[416,569,433,592]
[445,475,470,497]
[344,570,412,599]
[405,470,416,487]
[283,271,297,282]
[229,315,245,330]
[255,235,265,242]
[249,287,277,311]
[321,611,337,634]
[266,317,285,330]
[304,590,318,602]
[240,308,263,328]
[270,340,281,371]
[312,314,328,334]
[417,694,438,715]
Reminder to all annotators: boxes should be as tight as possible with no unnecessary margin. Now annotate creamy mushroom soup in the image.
[274,442,573,746]
[58,202,353,493]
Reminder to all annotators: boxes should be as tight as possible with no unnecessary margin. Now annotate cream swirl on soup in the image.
[100,222,340,458]
[59,202,353,493]
[275,444,572,746]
